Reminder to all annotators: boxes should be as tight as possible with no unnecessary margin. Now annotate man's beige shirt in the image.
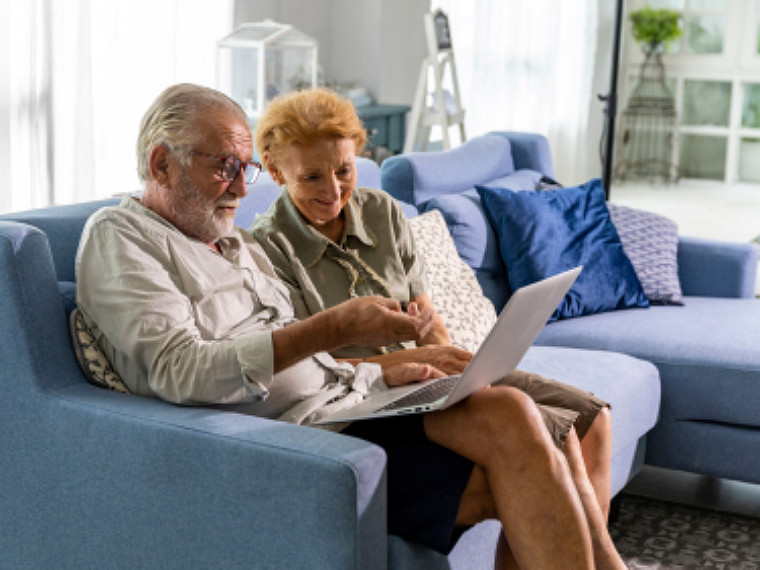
[75,196,384,428]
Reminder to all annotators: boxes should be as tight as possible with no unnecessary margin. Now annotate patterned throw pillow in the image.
[408,209,498,352]
[607,203,684,305]
[69,308,131,393]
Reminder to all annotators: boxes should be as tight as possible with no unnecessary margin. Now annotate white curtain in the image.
[430,0,599,184]
[0,0,233,214]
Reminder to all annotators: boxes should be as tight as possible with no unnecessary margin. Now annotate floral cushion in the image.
[69,308,130,393]
[408,209,497,352]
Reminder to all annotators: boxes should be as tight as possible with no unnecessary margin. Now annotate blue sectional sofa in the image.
[1,129,745,568]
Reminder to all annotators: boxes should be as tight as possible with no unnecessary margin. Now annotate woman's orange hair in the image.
[254,87,367,166]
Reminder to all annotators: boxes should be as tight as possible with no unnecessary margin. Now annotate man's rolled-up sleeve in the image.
[233,331,276,399]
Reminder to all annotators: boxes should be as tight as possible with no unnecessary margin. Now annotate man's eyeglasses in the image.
[189,150,262,184]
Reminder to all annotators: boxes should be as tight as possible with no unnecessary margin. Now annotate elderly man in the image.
[76,83,624,569]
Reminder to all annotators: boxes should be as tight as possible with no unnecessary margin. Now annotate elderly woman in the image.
[250,88,624,569]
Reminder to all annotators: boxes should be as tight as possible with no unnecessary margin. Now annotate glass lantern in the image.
[217,20,318,124]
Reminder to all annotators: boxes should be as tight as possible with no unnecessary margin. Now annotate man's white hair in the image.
[136,83,248,183]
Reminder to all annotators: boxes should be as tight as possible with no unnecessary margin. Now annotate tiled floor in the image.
[610,179,760,295]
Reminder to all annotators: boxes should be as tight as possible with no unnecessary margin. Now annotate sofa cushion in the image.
[518,345,660,458]
[421,190,508,308]
[408,210,497,352]
[608,203,684,305]
[69,308,130,394]
[536,296,760,429]
[477,179,650,320]
[481,170,544,192]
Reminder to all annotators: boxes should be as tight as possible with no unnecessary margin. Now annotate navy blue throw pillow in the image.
[476,179,649,320]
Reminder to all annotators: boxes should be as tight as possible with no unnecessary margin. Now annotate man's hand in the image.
[328,296,436,348]
[271,296,435,373]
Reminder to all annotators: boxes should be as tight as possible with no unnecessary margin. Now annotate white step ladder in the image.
[404,9,466,153]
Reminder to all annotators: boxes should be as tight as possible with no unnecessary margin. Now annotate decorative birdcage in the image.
[216,20,318,123]
[614,50,679,183]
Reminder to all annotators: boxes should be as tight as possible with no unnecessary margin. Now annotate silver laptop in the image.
[314,266,582,424]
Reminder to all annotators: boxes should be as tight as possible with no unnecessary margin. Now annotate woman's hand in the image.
[405,293,451,346]
[382,362,446,387]
[368,344,473,377]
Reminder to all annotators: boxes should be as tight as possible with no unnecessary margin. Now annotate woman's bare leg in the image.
[564,427,626,569]
[580,406,613,520]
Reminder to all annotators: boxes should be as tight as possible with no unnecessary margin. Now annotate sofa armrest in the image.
[0,221,389,568]
[4,382,389,569]
[488,131,556,179]
[677,236,759,298]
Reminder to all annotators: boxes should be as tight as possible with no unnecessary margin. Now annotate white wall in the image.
[233,0,616,182]
[0,0,10,211]
[234,0,428,104]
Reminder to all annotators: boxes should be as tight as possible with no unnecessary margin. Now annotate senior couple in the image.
[76,83,625,569]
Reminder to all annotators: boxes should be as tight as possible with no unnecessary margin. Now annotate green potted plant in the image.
[629,7,682,53]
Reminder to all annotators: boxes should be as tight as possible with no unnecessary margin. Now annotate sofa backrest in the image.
[380,133,555,311]
[0,198,122,283]
[381,135,515,207]
[0,157,386,287]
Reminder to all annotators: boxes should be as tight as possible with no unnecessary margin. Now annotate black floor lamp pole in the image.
[602,0,625,199]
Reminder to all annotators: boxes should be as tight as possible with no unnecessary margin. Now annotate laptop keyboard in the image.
[376,375,462,412]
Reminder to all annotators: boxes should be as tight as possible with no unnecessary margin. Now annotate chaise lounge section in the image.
[381,131,760,490]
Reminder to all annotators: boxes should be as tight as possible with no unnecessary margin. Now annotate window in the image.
[622,0,760,183]
[0,0,233,214]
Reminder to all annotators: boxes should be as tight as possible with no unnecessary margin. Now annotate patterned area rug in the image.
[610,494,760,569]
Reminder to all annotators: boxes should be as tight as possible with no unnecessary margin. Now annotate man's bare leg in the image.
[495,533,518,570]
[424,386,594,570]
[453,465,519,570]
[580,407,613,520]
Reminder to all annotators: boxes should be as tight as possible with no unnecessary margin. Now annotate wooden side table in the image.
[356,104,411,155]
